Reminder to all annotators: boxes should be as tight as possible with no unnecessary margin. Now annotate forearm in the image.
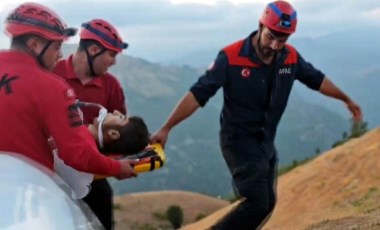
[318,77,362,121]
[319,77,351,103]
[59,128,121,176]
[162,92,200,131]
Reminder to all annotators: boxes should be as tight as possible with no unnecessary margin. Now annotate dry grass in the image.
[181,128,380,230]
[114,190,229,230]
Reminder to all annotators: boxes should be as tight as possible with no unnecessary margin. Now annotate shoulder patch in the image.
[67,103,84,127]
[64,88,76,100]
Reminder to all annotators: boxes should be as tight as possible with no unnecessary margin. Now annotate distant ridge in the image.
[114,190,229,230]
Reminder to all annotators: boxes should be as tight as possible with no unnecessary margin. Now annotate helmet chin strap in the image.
[36,41,52,68]
[84,47,107,77]
[76,100,108,148]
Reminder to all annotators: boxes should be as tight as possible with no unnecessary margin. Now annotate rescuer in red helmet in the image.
[53,18,130,230]
[150,1,362,229]
[0,2,138,209]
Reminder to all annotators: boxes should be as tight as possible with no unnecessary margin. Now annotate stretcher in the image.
[95,143,166,179]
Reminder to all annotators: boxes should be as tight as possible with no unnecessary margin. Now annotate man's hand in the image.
[319,78,363,122]
[346,100,362,122]
[150,128,169,149]
[115,159,138,180]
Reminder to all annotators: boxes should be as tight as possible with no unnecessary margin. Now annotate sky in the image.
[0,0,379,62]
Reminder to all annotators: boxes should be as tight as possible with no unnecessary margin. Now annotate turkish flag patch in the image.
[241,68,251,78]
[64,88,76,100]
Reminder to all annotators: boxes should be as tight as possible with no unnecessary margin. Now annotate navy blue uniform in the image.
[190,31,324,229]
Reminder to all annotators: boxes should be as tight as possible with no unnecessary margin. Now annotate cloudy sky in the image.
[0,0,379,62]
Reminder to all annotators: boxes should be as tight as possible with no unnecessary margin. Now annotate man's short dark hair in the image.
[101,116,149,155]
[77,39,104,52]
[11,34,46,48]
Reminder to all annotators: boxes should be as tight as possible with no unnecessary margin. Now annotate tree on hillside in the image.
[332,120,368,148]
[350,120,368,138]
[166,205,184,229]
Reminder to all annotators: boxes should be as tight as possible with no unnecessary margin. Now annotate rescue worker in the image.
[0,3,136,187]
[150,1,362,229]
[53,19,127,124]
[53,19,128,230]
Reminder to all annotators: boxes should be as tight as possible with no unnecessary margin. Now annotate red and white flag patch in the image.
[64,88,76,100]
[241,68,251,78]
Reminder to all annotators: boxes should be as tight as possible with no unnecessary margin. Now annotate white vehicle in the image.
[0,152,103,230]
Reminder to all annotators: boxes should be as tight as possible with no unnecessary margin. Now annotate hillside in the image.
[113,191,229,230]
[182,128,380,229]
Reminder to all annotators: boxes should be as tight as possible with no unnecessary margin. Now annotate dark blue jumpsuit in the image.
[190,31,325,229]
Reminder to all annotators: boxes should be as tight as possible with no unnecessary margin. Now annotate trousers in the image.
[211,133,278,230]
[83,179,114,230]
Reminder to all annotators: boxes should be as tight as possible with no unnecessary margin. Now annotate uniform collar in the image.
[239,31,261,63]
[0,50,40,65]
[65,55,103,87]
[239,31,290,63]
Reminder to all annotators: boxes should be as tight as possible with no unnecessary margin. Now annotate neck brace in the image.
[76,100,108,149]
[97,107,108,149]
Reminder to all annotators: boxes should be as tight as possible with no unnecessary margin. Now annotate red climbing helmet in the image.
[4,2,77,40]
[80,19,128,53]
[259,0,297,34]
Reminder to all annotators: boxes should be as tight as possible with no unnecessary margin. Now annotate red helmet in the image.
[4,2,77,40]
[259,1,297,34]
[80,19,128,53]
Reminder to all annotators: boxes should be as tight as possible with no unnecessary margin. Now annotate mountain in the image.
[182,128,380,230]
[164,48,219,68]
[290,32,380,128]
[62,45,349,197]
